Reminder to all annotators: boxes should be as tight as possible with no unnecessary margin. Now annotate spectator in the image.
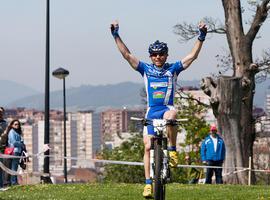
[200,124,226,184]
[0,107,8,190]
[6,119,25,186]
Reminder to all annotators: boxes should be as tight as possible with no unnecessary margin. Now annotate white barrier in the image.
[0,154,267,186]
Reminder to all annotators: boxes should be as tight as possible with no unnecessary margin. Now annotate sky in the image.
[0,0,269,92]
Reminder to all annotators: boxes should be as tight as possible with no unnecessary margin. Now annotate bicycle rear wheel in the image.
[153,138,165,200]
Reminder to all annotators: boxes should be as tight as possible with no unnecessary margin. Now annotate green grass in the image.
[0,183,270,200]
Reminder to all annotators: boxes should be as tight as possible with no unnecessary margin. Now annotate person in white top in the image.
[210,133,218,152]
[201,124,226,184]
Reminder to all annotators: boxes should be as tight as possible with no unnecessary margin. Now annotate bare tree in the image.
[174,0,270,184]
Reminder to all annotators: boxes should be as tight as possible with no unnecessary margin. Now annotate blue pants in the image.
[145,105,174,135]
[205,160,223,184]
[10,153,20,185]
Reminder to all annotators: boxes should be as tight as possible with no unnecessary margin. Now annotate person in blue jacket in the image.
[201,124,226,184]
[6,119,25,185]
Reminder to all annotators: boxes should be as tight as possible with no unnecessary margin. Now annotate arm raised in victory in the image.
[111,21,139,70]
[181,22,207,70]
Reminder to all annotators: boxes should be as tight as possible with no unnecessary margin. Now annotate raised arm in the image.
[181,22,207,70]
[111,21,139,70]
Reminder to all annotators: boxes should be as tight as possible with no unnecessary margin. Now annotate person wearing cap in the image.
[200,124,226,184]
[110,20,207,198]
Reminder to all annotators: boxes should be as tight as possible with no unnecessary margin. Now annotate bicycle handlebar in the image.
[130,117,145,121]
[130,117,188,126]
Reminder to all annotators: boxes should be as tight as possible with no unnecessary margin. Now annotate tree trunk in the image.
[173,0,269,184]
[201,76,255,184]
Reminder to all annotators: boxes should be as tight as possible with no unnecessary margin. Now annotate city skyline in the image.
[2,89,270,183]
[1,1,269,92]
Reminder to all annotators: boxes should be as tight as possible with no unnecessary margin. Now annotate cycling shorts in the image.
[143,105,176,136]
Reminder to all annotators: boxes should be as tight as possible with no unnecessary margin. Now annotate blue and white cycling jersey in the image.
[136,61,184,107]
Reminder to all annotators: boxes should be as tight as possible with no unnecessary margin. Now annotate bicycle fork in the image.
[150,138,155,179]
[149,137,170,181]
[162,137,170,182]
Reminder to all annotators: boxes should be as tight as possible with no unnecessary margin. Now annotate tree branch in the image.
[253,49,270,82]
[200,77,217,97]
[246,0,270,42]
[200,77,219,116]
[256,49,270,71]
[215,51,233,75]
[173,17,226,42]
[176,89,210,108]
[259,65,270,71]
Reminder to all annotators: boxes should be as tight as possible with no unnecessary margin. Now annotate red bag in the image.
[4,147,14,155]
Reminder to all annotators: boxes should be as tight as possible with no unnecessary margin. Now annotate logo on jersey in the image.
[150,82,168,89]
[153,91,165,99]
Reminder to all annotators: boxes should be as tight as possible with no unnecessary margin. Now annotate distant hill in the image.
[0,80,40,106]
[5,79,270,111]
[8,82,144,111]
[7,80,200,111]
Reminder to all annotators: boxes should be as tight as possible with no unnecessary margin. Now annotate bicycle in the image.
[131,117,187,200]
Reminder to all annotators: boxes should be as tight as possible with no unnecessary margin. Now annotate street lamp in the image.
[52,67,69,183]
[43,0,51,184]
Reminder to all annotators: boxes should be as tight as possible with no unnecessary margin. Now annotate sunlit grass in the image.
[0,183,270,200]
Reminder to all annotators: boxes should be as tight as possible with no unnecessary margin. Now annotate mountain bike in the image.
[131,117,187,200]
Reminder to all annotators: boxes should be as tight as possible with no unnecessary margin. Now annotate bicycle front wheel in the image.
[153,138,165,200]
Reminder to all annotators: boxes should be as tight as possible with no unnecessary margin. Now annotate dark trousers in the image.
[0,158,11,187]
[205,160,223,184]
[3,159,11,186]
[10,153,20,185]
[0,158,3,188]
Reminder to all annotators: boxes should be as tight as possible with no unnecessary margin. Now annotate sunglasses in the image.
[150,53,166,57]
[13,123,20,126]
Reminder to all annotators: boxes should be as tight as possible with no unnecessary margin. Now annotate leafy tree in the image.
[100,133,145,183]
[176,91,210,151]
[100,90,210,183]
[172,90,209,182]
[174,0,270,184]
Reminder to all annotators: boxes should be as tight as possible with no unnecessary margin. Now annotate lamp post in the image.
[52,67,69,183]
[43,0,51,183]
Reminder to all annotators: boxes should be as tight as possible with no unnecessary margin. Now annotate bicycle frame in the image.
[131,117,187,200]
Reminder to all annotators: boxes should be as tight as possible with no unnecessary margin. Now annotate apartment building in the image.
[262,94,270,133]
[101,108,144,143]
[33,120,71,174]
[6,109,102,177]
[22,123,34,172]
[68,111,101,168]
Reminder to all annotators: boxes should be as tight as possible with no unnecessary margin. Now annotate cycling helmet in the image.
[148,40,168,55]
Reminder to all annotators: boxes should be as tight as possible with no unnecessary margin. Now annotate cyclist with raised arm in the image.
[111,20,207,198]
